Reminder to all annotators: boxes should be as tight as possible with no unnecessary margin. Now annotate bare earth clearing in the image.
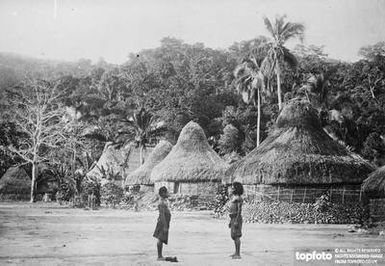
[0,203,383,266]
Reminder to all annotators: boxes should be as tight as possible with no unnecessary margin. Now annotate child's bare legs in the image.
[232,237,241,259]
[157,239,165,260]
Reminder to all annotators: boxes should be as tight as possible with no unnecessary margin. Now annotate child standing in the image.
[228,182,244,259]
[153,186,171,261]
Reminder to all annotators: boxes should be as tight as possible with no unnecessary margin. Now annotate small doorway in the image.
[173,182,180,194]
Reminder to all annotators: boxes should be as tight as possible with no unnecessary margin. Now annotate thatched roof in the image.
[362,166,385,195]
[87,142,153,179]
[230,98,374,185]
[125,140,173,185]
[151,121,229,182]
[0,166,30,195]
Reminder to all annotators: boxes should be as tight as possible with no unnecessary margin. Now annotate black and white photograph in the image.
[0,0,385,265]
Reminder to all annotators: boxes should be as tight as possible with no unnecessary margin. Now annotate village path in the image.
[0,202,383,266]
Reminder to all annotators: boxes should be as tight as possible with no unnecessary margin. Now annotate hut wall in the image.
[243,184,363,203]
[369,199,385,221]
[154,181,220,195]
[140,184,154,193]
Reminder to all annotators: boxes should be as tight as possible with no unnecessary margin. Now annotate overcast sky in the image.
[0,0,384,64]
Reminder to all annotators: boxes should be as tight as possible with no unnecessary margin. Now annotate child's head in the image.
[158,186,169,198]
[231,182,244,196]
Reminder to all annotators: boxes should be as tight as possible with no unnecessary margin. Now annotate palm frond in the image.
[237,84,254,105]
[281,22,305,43]
[263,15,305,45]
[275,15,287,38]
[260,51,276,77]
[233,64,250,79]
[263,16,275,38]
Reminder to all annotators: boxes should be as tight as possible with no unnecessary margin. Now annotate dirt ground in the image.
[0,202,384,266]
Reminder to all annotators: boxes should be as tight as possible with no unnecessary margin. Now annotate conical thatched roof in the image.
[151,121,229,182]
[231,98,374,185]
[0,166,30,196]
[362,166,385,195]
[87,142,153,179]
[125,140,173,185]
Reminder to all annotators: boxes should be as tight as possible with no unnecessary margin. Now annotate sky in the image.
[0,0,384,64]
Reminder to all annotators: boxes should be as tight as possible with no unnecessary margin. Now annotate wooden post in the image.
[330,188,333,202]
[302,187,307,203]
[277,186,280,201]
[342,187,345,204]
[290,189,294,202]
[359,188,362,202]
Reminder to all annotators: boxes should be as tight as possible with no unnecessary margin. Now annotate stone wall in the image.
[369,198,385,221]
[243,184,363,203]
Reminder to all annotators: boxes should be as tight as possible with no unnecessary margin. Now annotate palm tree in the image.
[126,108,164,165]
[299,73,330,109]
[262,15,305,110]
[234,56,265,147]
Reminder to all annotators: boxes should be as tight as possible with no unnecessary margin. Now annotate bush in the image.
[81,177,101,207]
[218,125,241,155]
[56,182,76,203]
[100,181,124,208]
[213,184,230,217]
[314,192,332,212]
[121,191,135,206]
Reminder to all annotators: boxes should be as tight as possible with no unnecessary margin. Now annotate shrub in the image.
[100,181,124,208]
[213,184,230,217]
[218,125,242,155]
[314,192,332,212]
[121,191,135,206]
[56,181,76,203]
[81,177,101,207]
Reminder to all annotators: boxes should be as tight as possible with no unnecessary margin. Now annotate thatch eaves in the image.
[125,140,173,185]
[232,98,374,185]
[151,121,229,182]
[362,166,385,196]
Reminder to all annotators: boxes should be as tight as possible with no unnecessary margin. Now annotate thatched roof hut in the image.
[362,166,385,196]
[231,98,374,185]
[125,140,173,185]
[0,166,30,199]
[151,121,228,183]
[87,142,153,179]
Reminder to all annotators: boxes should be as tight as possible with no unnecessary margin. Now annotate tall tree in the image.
[4,79,66,202]
[233,56,265,147]
[126,108,164,165]
[262,15,305,110]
